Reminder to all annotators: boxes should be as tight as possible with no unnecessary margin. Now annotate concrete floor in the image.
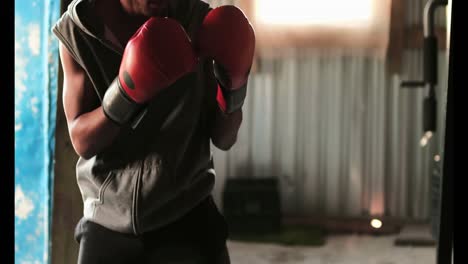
[227,234,436,264]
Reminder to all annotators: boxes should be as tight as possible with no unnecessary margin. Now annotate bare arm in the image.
[209,89,243,150]
[210,107,242,151]
[59,43,121,159]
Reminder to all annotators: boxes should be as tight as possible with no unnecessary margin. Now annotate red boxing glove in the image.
[103,17,197,125]
[196,5,255,114]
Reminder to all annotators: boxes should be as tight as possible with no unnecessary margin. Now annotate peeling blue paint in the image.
[15,0,60,263]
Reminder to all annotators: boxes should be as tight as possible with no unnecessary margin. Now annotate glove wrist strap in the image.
[102,77,144,127]
[217,82,247,114]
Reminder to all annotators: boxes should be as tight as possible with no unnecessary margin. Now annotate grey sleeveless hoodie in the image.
[52,0,219,235]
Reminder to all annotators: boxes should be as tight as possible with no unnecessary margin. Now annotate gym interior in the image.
[14,0,453,263]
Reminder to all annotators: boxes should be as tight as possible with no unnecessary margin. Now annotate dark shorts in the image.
[74,196,230,264]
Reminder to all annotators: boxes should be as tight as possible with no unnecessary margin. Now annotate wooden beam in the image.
[386,0,406,74]
[51,3,82,264]
[239,0,391,64]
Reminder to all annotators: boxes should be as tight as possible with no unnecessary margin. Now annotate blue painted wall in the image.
[15,0,60,263]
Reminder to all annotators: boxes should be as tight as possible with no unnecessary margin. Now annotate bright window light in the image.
[255,0,374,27]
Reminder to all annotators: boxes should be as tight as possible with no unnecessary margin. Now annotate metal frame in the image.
[436,1,453,261]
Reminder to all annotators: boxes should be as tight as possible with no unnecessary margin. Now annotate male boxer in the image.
[52,0,254,263]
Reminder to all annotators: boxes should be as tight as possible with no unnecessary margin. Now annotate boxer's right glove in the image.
[102,17,197,126]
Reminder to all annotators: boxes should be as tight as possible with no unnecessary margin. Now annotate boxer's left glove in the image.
[195,5,256,114]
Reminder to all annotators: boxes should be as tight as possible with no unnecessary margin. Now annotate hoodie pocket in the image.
[96,171,115,206]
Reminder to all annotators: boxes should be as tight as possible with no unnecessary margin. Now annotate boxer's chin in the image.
[146,0,168,17]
